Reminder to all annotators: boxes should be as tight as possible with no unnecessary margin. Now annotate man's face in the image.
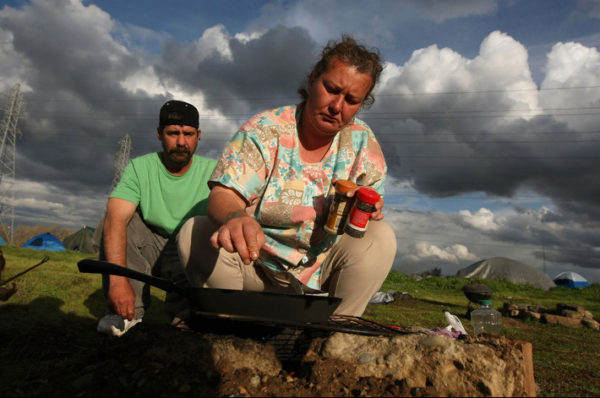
[303,57,373,138]
[158,125,200,166]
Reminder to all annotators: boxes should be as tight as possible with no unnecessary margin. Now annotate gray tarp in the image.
[456,257,556,290]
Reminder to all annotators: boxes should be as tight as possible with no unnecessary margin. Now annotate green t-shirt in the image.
[110,152,217,236]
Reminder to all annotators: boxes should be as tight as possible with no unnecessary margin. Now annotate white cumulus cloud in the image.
[409,242,477,263]
[458,208,501,231]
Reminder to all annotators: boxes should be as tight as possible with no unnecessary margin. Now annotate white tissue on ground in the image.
[444,310,467,334]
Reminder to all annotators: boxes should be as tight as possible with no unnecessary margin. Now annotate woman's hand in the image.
[346,187,385,221]
[209,211,266,265]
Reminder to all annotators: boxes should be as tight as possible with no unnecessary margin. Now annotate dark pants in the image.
[93,212,190,320]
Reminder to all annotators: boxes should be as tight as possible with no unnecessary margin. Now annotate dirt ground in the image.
[0,316,436,397]
[1,293,536,397]
[217,360,437,397]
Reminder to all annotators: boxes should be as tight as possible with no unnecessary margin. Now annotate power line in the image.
[375,84,600,96]
[377,139,600,144]
[13,109,600,128]
[12,130,600,160]
[18,106,600,119]
[383,154,600,159]
[366,105,600,113]
[16,122,600,135]
[18,130,600,145]
[15,83,600,104]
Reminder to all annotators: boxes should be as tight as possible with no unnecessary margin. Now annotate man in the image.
[177,36,396,317]
[95,100,217,336]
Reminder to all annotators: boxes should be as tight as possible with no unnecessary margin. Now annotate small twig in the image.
[0,256,50,286]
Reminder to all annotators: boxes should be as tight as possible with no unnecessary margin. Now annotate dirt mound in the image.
[0,315,534,397]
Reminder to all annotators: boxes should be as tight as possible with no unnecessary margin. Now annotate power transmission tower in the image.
[109,133,131,192]
[0,83,25,245]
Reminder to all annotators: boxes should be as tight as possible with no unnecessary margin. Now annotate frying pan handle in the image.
[77,259,183,294]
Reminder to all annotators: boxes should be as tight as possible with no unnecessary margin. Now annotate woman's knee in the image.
[176,216,216,281]
[342,220,396,258]
[369,221,397,256]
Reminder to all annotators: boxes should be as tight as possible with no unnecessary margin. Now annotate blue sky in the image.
[1,0,600,282]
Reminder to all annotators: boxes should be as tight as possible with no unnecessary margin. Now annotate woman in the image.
[177,36,396,317]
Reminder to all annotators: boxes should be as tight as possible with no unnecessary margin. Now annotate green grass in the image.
[381,271,600,313]
[1,248,599,396]
[0,245,169,322]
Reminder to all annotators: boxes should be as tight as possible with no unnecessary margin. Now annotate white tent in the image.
[456,257,556,290]
[553,271,590,288]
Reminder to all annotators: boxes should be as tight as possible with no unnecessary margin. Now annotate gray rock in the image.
[557,303,585,313]
[358,353,376,364]
[250,375,261,388]
[419,334,452,349]
[582,318,600,331]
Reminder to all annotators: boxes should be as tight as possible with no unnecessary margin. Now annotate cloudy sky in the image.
[1,0,599,282]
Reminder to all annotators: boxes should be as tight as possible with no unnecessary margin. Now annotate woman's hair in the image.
[298,35,384,108]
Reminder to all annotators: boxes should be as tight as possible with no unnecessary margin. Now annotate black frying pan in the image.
[77,259,341,324]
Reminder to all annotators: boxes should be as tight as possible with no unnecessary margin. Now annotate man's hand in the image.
[210,211,266,264]
[107,276,136,320]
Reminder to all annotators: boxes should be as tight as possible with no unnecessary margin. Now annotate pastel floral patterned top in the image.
[209,104,387,290]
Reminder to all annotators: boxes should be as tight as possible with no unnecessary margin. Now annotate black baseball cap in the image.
[159,100,199,129]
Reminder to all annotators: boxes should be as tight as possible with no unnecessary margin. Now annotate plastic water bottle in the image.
[471,300,502,335]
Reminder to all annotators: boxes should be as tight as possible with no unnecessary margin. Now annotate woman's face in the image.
[303,57,373,139]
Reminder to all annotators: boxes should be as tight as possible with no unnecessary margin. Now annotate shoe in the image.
[171,316,190,330]
[97,314,142,337]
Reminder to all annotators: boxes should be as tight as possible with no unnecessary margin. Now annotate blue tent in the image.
[553,271,590,288]
[21,233,66,252]
[0,236,6,245]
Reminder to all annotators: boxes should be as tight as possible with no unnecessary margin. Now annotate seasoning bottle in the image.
[325,180,358,235]
[344,187,380,238]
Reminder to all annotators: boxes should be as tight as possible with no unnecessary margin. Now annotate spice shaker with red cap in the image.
[344,187,380,238]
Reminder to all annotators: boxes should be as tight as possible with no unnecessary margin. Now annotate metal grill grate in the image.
[190,311,409,337]
[260,327,325,362]
[323,314,410,336]
[185,313,411,363]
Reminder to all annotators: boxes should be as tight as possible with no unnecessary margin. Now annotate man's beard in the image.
[165,147,192,165]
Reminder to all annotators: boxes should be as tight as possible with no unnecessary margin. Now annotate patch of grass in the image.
[1,246,168,322]
[381,270,600,313]
[503,324,600,397]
